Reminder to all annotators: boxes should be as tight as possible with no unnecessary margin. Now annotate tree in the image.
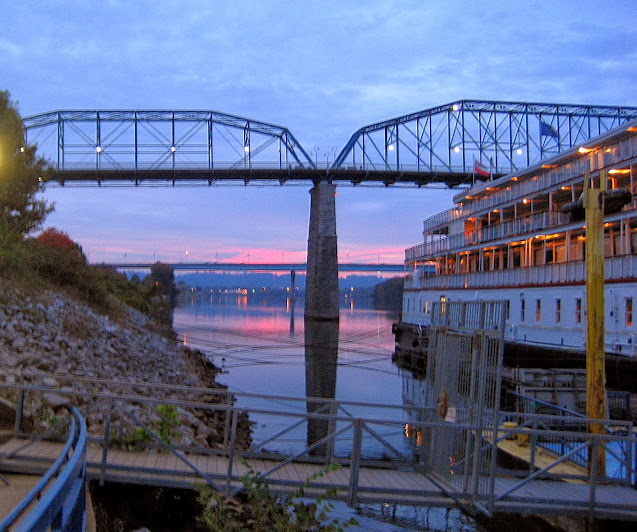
[372,276,404,312]
[0,90,51,241]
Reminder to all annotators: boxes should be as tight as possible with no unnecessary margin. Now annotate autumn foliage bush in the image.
[37,227,82,253]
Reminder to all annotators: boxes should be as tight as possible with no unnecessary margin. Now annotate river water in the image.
[172,293,492,531]
[174,293,400,401]
[173,293,406,456]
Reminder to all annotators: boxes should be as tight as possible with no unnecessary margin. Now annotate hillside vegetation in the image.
[0,228,176,334]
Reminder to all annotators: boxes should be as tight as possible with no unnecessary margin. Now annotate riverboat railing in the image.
[409,211,572,260]
[0,407,87,532]
[449,134,637,219]
[421,133,637,233]
[404,254,637,290]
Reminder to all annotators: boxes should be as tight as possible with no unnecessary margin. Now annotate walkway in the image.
[1,379,636,522]
[2,437,636,520]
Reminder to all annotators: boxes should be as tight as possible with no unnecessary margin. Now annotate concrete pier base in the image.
[304,181,339,322]
[305,319,338,455]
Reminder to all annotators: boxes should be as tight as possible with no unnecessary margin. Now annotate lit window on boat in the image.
[425,300,430,314]
[575,298,582,324]
[535,299,541,322]
[555,299,561,323]
[626,298,633,327]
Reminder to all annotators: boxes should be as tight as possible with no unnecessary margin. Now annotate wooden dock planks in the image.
[2,437,637,519]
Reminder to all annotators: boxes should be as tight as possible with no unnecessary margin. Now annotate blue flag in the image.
[540,120,559,138]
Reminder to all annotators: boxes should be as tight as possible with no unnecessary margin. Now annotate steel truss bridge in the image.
[23,101,637,188]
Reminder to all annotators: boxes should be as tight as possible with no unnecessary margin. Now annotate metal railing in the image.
[1,376,636,519]
[449,134,637,217]
[406,254,637,290]
[411,211,572,260]
[0,407,87,532]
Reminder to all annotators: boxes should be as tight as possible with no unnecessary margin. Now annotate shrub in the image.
[37,227,82,253]
[198,463,358,531]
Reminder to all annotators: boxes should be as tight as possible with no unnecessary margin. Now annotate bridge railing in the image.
[1,377,636,518]
[0,407,87,532]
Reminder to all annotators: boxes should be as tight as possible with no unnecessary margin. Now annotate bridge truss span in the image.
[332,100,637,177]
[23,109,315,182]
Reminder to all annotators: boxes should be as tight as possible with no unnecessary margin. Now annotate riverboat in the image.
[401,119,637,357]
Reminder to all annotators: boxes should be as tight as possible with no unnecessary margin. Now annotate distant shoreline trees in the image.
[372,276,403,312]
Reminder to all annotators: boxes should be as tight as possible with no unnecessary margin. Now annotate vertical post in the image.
[347,419,363,507]
[226,410,239,496]
[95,112,101,170]
[171,112,175,171]
[223,395,232,453]
[134,111,138,173]
[325,401,338,465]
[100,399,113,486]
[57,112,63,172]
[14,387,25,434]
[585,169,607,475]
[209,114,214,170]
[529,418,537,474]
[290,269,296,333]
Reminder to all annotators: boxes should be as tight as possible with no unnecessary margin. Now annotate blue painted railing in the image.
[0,407,87,531]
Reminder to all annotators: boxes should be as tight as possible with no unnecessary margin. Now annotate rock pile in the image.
[0,287,250,449]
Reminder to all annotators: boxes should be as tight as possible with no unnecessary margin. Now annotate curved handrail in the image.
[0,407,87,532]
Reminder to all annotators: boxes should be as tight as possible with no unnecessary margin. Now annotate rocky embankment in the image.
[0,287,249,449]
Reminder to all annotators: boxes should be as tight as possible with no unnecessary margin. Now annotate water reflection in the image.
[304,318,338,455]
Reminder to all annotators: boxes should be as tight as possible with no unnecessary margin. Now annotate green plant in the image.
[116,405,180,450]
[35,398,59,428]
[155,404,180,444]
[198,462,358,531]
[122,426,152,449]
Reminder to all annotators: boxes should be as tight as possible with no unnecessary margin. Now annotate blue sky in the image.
[2,0,636,263]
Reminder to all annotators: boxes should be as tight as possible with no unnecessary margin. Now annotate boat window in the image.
[626,298,633,327]
[425,300,430,314]
[575,298,582,324]
[512,248,521,268]
[555,299,561,323]
[535,299,541,322]
[520,298,525,322]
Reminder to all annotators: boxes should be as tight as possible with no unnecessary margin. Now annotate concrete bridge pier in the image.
[304,181,339,322]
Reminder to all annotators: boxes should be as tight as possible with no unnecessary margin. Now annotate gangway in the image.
[1,377,636,521]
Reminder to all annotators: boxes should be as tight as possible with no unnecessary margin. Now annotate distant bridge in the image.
[23,100,637,188]
[104,261,406,273]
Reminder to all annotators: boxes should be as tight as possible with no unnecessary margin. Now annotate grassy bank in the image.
[0,231,174,334]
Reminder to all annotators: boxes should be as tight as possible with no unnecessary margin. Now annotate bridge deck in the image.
[2,438,636,520]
